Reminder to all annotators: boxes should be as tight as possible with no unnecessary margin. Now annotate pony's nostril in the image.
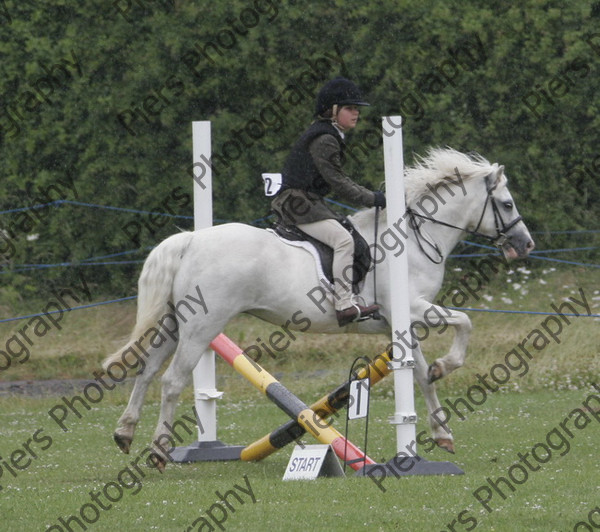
[526,240,535,250]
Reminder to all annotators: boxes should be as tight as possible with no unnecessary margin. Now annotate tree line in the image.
[1,0,598,298]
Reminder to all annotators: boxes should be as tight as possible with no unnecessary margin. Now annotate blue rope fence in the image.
[1,200,598,324]
[0,296,138,324]
[454,240,600,269]
[2,200,599,270]
[2,295,599,325]
[0,200,194,220]
[447,307,600,318]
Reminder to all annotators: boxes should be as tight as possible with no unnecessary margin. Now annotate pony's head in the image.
[405,148,535,260]
[474,162,535,260]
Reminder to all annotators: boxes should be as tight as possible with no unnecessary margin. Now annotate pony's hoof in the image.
[428,362,443,383]
[435,438,455,454]
[114,433,132,454]
[149,453,166,473]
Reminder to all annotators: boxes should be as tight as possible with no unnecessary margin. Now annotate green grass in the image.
[0,265,599,530]
[0,385,599,531]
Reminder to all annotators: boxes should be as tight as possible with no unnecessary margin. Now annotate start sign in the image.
[282,444,344,480]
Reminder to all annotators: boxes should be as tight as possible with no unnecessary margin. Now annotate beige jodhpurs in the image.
[297,218,355,310]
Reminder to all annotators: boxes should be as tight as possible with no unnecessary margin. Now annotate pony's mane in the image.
[404,147,497,205]
[350,147,499,225]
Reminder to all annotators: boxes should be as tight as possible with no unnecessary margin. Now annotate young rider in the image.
[271,77,386,327]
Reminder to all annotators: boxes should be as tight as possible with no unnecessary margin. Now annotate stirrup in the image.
[352,296,381,321]
[336,302,380,327]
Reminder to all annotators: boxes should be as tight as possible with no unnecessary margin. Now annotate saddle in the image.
[271,218,372,294]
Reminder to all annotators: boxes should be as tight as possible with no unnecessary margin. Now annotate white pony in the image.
[104,147,534,469]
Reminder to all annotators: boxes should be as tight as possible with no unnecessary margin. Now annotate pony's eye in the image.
[503,201,513,209]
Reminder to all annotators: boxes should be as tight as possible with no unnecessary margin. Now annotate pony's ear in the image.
[492,164,505,187]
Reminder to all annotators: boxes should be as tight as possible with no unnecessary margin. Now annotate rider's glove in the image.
[373,191,386,208]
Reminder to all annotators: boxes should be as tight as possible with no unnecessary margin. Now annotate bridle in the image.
[407,173,523,264]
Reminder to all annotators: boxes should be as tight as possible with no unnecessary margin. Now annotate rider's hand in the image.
[373,191,386,208]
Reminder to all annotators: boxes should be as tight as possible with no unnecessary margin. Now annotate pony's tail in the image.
[102,231,195,373]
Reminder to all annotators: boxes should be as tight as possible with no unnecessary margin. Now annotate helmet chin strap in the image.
[330,104,344,130]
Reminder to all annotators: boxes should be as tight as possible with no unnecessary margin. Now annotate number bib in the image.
[262,173,282,196]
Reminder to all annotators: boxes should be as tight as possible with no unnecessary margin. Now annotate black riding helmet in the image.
[314,77,370,117]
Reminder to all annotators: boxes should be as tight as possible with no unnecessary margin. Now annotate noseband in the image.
[407,173,523,264]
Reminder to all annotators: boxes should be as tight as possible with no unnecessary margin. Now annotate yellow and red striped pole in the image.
[210,334,376,471]
[241,349,393,462]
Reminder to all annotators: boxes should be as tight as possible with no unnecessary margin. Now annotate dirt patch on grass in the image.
[0,378,133,398]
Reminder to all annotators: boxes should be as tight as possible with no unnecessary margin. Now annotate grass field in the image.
[0,265,598,531]
[1,387,599,531]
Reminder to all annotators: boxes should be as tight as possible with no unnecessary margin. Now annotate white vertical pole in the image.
[382,117,417,454]
[191,121,222,441]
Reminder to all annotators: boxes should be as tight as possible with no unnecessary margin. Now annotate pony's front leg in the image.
[421,303,472,383]
[412,343,455,453]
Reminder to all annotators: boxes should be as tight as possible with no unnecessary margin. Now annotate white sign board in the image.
[348,378,370,419]
[282,444,345,480]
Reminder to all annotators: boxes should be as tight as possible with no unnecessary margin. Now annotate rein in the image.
[407,174,523,264]
[371,205,382,320]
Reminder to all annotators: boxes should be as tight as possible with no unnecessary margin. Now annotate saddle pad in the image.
[266,228,332,289]
[268,221,372,293]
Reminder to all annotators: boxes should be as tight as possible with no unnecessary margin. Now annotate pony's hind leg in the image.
[147,321,226,471]
[112,325,178,453]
